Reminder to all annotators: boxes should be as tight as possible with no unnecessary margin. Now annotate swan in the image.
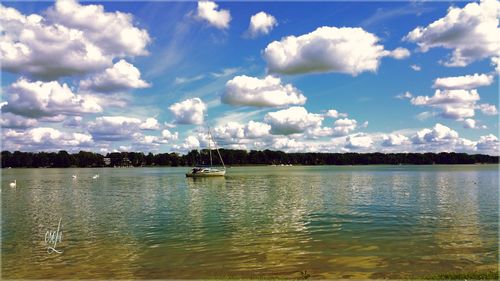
[72,175,77,179]
[9,180,16,188]
[92,174,99,179]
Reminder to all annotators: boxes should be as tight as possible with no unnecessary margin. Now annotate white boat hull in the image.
[186,170,226,177]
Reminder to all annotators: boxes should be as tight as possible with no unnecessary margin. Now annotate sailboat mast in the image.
[208,126,213,166]
[210,129,225,170]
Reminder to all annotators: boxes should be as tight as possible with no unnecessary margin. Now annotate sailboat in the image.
[186,127,226,177]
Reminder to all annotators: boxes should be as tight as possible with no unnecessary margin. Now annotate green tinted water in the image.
[1,165,498,279]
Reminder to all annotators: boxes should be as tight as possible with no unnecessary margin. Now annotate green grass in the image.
[168,270,499,280]
[414,270,498,280]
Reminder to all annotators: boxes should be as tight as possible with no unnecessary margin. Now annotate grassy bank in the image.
[415,270,498,280]
[201,269,499,280]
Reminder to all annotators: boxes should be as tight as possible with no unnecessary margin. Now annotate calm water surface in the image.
[1,165,498,279]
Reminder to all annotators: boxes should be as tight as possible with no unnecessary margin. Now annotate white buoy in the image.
[9,180,16,188]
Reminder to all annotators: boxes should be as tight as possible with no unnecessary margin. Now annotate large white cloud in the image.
[169,98,207,125]
[0,112,38,128]
[212,120,271,146]
[133,129,178,147]
[195,1,231,29]
[139,117,160,130]
[222,75,306,107]
[405,0,500,67]
[0,5,108,79]
[161,129,179,141]
[412,123,459,144]
[345,134,374,150]
[271,137,308,152]
[47,0,150,56]
[245,120,271,138]
[476,134,499,152]
[87,116,142,141]
[2,127,93,151]
[0,0,150,79]
[195,122,497,154]
[433,73,494,89]
[332,118,358,136]
[263,26,409,75]
[264,106,323,135]
[410,89,480,120]
[405,123,497,154]
[382,133,410,147]
[212,122,245,144]
[247,11,277,38]
[173,135,201,152]
[3,78,102,118]
[79,60,150,93]
[87,116,162,141]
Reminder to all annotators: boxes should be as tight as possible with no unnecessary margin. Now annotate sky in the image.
[1,0,499,155]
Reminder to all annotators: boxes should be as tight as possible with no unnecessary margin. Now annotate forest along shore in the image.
[1,150,498,168]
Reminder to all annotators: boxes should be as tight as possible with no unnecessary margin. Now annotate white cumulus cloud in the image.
[410,89,480,120]
[87,116,142,141]
[478,103,498,115]
[0,0,150,79]
[247,11,277,38]
[3,78,102,118]
[212,120,271,146]
[79,60,150,93]
[169,97,207,125]
[245,120,271,138]
[476,134,499,152]
[264,106,323,135]
[412,123,459,144]
[173,135,201,152]
[345,134,374,150]
[161,129,179,141]
[139,117,160,130]
[404,0,500,67]
[263,26,409,75]
[324,109,348,118]
[46,0,150,57]
[382,133,410,146]
[195,1,231,29]
[433,73,494,90]
[0,113,38,128]
[3,127,93,151]
[462,118,487,129]
[223,75,306,107]
[332,118,358,136]
[87,115,165,142]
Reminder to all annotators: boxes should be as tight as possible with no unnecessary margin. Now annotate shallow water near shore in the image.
[2,165,498,279]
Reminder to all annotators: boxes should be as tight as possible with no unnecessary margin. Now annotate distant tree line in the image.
[1,149,498,168]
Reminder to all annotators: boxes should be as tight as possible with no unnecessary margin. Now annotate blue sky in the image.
[1,0,499,154]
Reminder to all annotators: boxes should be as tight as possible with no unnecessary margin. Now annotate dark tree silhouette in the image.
[1,150,497,168]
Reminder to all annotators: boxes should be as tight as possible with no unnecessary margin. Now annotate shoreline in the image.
[3,163,499,169]
[3,150,497,168]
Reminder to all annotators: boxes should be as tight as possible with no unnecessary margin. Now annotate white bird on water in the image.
[92,174,99,179]
[9,180,16,188]
[72,175,77,179]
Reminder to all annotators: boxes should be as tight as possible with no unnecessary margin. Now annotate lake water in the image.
[1,165,498,279]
